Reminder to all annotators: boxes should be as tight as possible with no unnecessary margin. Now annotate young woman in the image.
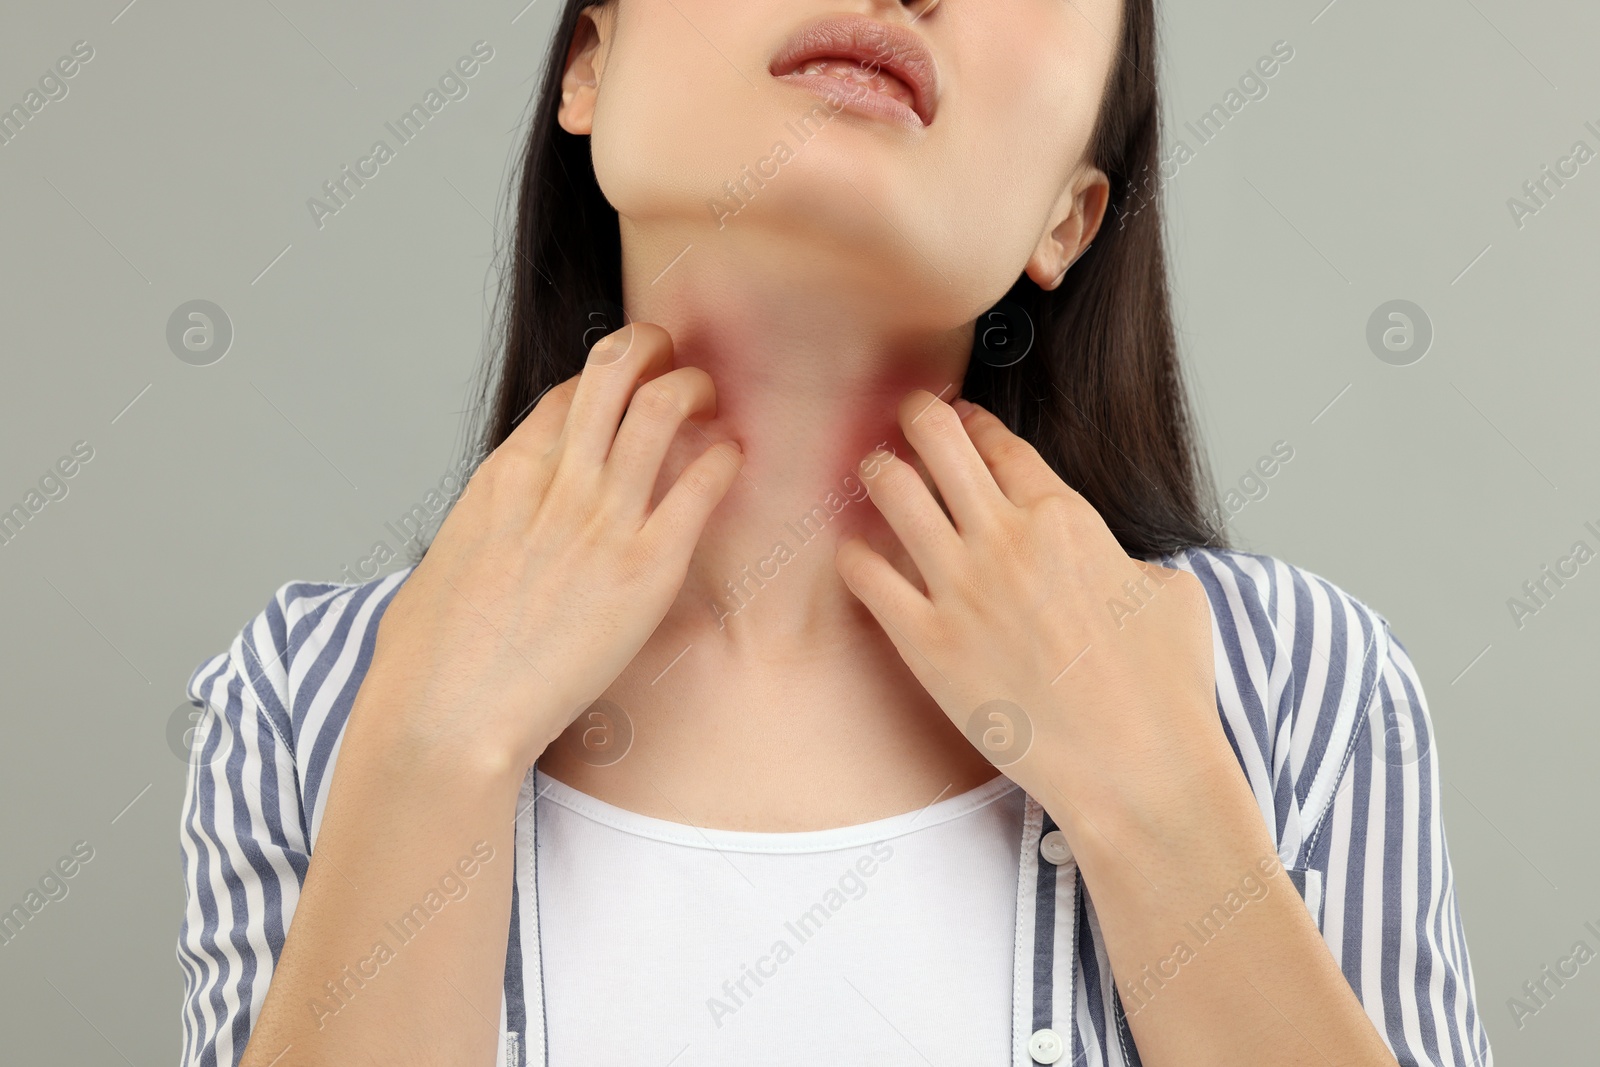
[177,1,1492,1064]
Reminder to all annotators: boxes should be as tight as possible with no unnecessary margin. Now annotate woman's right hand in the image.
[358,321,744,776]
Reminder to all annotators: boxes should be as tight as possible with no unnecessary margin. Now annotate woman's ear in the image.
[557,5,612,135]
[1024,166,1111,291]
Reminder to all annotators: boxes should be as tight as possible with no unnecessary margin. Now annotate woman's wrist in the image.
[346,674,539,805]
[1042,723,1277,892]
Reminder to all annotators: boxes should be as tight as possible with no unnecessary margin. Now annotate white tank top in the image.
[533,765,1026,1064]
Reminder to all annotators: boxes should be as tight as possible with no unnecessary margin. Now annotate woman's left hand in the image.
[838,390,1405,1067]
[835,390,1242,849]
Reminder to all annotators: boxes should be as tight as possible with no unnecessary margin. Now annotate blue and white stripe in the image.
[176,546,1492,1066]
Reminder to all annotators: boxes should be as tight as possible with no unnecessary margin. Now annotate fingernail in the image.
[587,325,632,366]
[952,398,975,418]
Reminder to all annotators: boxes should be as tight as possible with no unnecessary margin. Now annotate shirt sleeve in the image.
[177,595,309,1067]
[1300,621,1494,1067]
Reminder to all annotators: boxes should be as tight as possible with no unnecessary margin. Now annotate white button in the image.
[1040,829,1073,865]
[1028,1027,1065,1063]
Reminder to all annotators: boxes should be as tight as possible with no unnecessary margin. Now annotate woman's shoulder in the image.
[1157,541,1398,637]
[1152,542,1398,680]
[183,565,420,759]
[1150,544,1404,855]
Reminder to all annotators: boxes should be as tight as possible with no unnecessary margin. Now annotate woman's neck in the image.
[619,217,975,645]
[534,219,1004,829]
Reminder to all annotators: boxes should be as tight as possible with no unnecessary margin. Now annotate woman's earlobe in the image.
[1023,237,1076,292]
[558,85,595,135]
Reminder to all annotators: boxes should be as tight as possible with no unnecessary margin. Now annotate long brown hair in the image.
[424,0,1224,565]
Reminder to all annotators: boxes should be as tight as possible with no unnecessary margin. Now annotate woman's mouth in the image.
[780,59,920,121]
[769,15,939,129]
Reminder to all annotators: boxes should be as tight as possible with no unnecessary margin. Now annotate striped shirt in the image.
[176,545,1493,1066]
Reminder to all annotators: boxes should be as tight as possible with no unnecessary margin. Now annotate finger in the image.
[493,373,583,462]
[835,533,932,621]
[897,389,1010,535]
[561,322,677,468]
[856,446,963,583]
[641,440,746,567]
[951,400,1065,507]
[603,366,718,514]
[834,534,941,678]
[466,374,584,530]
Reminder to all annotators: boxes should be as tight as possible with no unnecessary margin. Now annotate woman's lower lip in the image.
[774,70,925,130]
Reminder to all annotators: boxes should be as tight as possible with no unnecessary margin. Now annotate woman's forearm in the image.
[1043,744,1398,1067]
[226,326,745,1064]
[238,683,528,1067]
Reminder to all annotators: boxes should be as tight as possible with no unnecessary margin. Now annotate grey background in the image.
[1,0,1593,1062]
